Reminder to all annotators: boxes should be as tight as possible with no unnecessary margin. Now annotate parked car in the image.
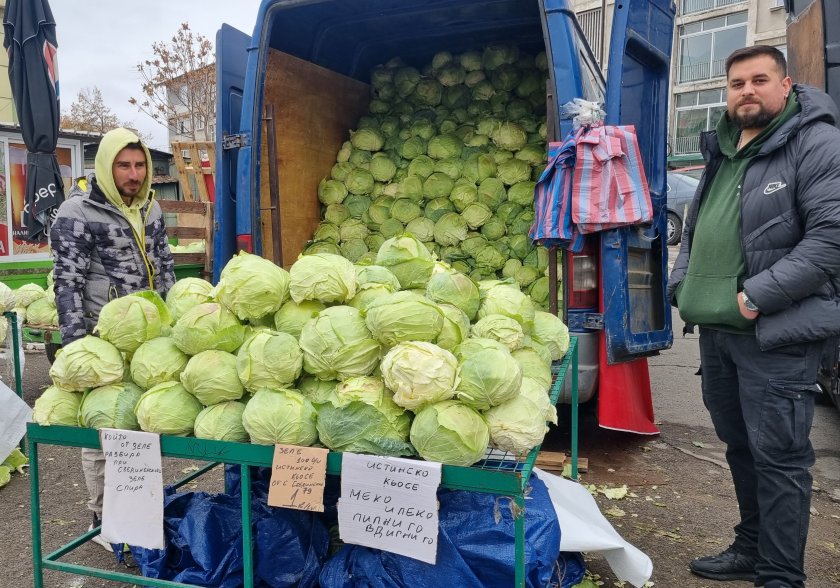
[666,172,700,246]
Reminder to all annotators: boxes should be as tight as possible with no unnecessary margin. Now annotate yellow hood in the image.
[94,128,153,226]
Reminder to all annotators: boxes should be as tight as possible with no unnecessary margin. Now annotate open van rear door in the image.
[214,24,250,282]
[600,0,675,363]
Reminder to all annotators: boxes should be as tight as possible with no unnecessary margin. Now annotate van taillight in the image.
[236,234,253,254]
[568,242,598,308]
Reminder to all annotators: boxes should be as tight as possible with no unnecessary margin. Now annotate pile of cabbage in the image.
[306,44,561,311]
[33,247,570,467]
[4,275,58,329]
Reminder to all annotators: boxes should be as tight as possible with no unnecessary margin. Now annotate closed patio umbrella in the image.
[3,0,64,240]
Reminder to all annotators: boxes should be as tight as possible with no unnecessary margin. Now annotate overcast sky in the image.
[51,0,264,151]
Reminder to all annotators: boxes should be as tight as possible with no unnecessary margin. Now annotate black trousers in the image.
[698,328,820,588]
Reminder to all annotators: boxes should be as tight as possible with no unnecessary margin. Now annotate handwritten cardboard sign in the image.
[338,453,442,564]
[268,444,329,512]
[99,429,164,549]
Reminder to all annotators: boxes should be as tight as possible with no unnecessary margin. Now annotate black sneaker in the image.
[689,545,758,582]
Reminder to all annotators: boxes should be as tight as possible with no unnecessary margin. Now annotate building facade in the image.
[570,0,787,167]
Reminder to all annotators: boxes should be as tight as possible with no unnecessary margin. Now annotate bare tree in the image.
[61,86,154,144]
[129,22,215,143]
[61,87,121,133]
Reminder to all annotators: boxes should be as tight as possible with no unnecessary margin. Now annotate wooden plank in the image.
[534,452,588,473]
[260,49,371,268]
[787,0,826,90]
[158,200,208,214]
[171,252,206,265]
[203,202,215,278]
[167,226,207,239]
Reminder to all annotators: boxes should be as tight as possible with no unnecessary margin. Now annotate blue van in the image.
[213,0,675,405]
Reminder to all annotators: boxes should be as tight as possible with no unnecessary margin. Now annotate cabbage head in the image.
[171,303,246,355]
[436,304,471,351]
[181,350,244,405]
[425,270,480,320]
[298,375,339,406]
[520,377,558,425]
[26,297,56,326]
[79,382,144,430]
[345,168,375,195]
[497,159,532,186]
[33,386,82,426]
[298,306,381,380]
[471,314,524,352]
[370,153,397,182]
[405,217,436,243]
[375,235,435,290]
[424,198,456,222]
[0,282,15,313]
[531,311,570,361]
[461,202,493,230]
[350,128,384,152]
[422,172,455,200]
[289,252,357,304]
[512,347,552,390]
[214,252,290,321]
[491,122,528,150]
[410,400,489,466]
[427,134,463,160]
[478,283,536,333]
[194,401,248,442]
[15,283,45,307]
[381,341,458,411]
[318,178,348,205]
[484,395,548,455]
[94,294,166,354]
[50,336,124,391]
[134,382,203,436]
[242,389,318,446]
[316,376,413,456]
[237,331,303,391]
[166,278,214,323]
[456,347,522,410]
[130,337,190,389]
[365,291,444,347]
[452,337,509,361]
[273,300,326,338]
[348,282,395,312]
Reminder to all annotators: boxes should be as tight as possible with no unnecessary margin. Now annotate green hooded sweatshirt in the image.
[677,92,799,332]
[94,128,154,239]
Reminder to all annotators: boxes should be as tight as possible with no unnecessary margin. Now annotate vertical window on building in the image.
[678,12,747,83]
[673,88,727,154]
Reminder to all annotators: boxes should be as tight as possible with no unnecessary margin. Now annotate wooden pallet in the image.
[171,141,216,203]
[158,199,213,279]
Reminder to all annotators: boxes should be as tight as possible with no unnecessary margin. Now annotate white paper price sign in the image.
[338,453,442,564]
[99,429,164,549]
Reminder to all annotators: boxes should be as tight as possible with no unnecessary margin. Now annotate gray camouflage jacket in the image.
[50,180,176,344]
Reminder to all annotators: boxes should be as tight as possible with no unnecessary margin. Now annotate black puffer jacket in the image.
[668,84,840,350]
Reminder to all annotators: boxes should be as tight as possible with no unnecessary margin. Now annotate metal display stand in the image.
[27,338,578,588]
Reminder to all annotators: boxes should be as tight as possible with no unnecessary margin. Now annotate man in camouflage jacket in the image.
[50,127,175,547]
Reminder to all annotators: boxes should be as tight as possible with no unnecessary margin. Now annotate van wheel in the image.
[45,342,61,365]
[667,212,682,246]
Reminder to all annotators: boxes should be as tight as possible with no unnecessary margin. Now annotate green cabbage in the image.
[520,376,558,425]
[484,395,548,455]
[365,291,444,347]
[425,270,480,320]
[130,337,190,389]
[375,235,435,289]
[79,382,144,430]
[181,350,244,405]
[49,336,124,391]
[381,341,458,411]
[25,297,56,326]
[471,314,524,351]
[316,376,413,456]
[478,283,536,332]
[350,128,385,152]
[289,252,357,304]
[165,278,214,323]
[14,283,45,307]
[237,331,303,391]
[531,311,570,361]
[455,347,522,410]
[33,386,82,426]
[194,401,248,442]
[410,400,489,466]
[436,304,471,351]
[273,300,326,338]
[242,389,318,446]
[214,252,290,321]
[297,375,339,405]
[94,294,166,354]
[433,212,469,246]
[298,306,381,380]
[171,302,246,355]
[318,178,348,205]
[134,382,203,436]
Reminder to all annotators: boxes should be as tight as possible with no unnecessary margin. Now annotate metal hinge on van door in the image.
[222,133,250,149]
[568,312,604,330]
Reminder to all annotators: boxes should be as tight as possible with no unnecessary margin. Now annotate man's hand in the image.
[737,292,759,320]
